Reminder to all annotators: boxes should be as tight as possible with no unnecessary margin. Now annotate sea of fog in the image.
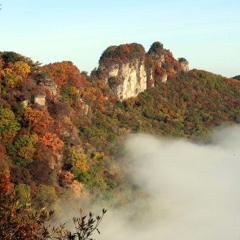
[54,125,240,240]
[97,125,240,240]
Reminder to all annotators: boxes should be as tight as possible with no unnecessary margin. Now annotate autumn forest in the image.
[0,42,239,238]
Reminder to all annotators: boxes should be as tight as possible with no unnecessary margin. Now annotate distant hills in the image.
[0,42,239,207]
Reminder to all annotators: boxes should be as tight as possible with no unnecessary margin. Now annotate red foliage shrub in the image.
[0,174,10,193]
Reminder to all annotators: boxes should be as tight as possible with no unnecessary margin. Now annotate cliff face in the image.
[178,58,189,72]
[97,43,147,100]
[99,59,147,100]
[97,42,189,100]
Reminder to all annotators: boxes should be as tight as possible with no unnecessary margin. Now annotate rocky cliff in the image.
[98,59,147,100]
[97,43,147,100]
[97,42,189,100]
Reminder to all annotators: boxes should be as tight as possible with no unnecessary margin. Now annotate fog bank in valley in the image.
[99,126,240,240]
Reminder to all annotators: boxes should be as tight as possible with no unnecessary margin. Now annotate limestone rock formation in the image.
[97,43,147,101]
[100,60,147,100]
[178,58,189,72]
[97,42,189,100]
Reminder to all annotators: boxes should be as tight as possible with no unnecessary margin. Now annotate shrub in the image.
[0,174,53,239]
[0,174,106,239]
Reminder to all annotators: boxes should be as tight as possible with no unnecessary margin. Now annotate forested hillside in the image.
[0,43,239,210]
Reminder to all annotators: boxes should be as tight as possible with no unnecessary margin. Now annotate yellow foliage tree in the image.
[0,61,30,88]
[11,61,31,78]
[68,147,90,173]
[0,68,22,88]
[0,106,20,143]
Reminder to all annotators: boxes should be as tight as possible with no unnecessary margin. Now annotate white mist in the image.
[99,126,240,240]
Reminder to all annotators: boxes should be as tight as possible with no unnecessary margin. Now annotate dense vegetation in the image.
[0,43,239,238]
[99,43,145,64]
[0,174,106,239]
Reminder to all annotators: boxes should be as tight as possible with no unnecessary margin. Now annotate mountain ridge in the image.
[0,42,239,207]
[97,42,189,100]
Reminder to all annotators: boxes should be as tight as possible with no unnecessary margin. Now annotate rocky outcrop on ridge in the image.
[97,42,189,100]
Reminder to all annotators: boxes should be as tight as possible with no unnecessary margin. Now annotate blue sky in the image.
[0,0,239,77]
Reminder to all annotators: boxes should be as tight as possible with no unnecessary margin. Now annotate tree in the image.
[49,208,107,240]
[68,146,90,173]
[148,41,164,54]
[34,184,58,208]
[24,106,54,135]
[0,68,20,88]
[0,106,20,143]
[40,132,64,153]
[28,159,53,185]
[11,61,31,78]
[0,61,30,90]
[41,61,84,87]
[1,52,24,66]
[0,106,20,132]
[13,134,38,165]
[0,174,53,239]
[0,173,106,239]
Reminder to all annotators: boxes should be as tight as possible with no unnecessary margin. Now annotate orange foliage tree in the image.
[40,132,64,153]
[24,106,53,135]
[41,61,85,87]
